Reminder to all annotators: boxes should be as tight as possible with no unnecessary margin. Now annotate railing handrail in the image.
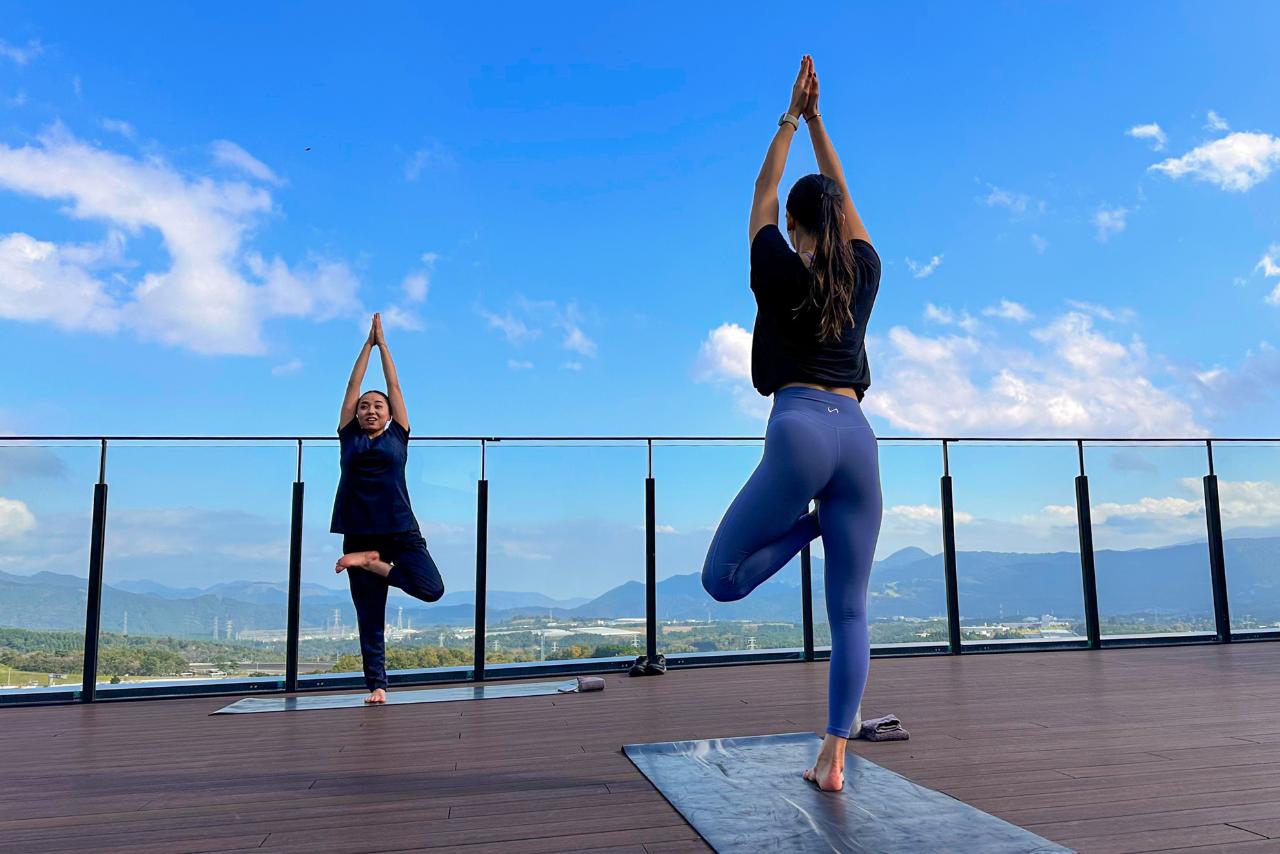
[2,434,1278,442]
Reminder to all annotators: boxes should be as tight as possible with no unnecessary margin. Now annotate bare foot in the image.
[335,550,381,574]
[364,688,387,704]
[803,734,847,792]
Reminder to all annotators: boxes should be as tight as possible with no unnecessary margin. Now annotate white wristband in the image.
[778,113,799,131]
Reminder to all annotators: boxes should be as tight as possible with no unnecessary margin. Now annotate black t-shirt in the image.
[749,224,881,398]
[330,419,418,535]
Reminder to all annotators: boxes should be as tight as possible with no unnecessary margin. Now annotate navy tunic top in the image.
[330,419,417,535]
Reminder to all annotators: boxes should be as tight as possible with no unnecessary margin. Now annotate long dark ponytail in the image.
[786,174,858,342]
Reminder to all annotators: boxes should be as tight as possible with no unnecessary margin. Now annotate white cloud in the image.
[923,303,978,332]
[1093,206,1128,242]
[271,359,303,376]
[1258,244,1280,306]
[0,39,42,66]
[0,125,362,355]
[5,91,27,108]
[982,185,1033,215]
[480,309,537,344]
[561,361,583,371]
[0,232,125,331]
[379,306,422,331]
[905,255,943,279]
[1030,233,1048,254]
[404,141,453,181]
[500,540,551,561]
[211,140,282,186]
[480,298,598,358]
[563,302,596,355]
[694,322,771,418]
[72,76,81,97]
[1089,495,1202,525]
[1150,131,1280,192]
[1126,123,1167,151]
[1191,341,1280,409]
[402,252,437,303]
[982,299,1032,323]
[886,504,973,524]
[1064,300,1136,323]
[696,322,752,383]
[508,359,534,370]
[401,273,429,303]
[0,497,36,540]
[1205,111,1230,133]
[865,310,1205,437]
[100,118,136,139]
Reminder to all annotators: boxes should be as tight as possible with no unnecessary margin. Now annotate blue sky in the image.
[3,3,1280,601]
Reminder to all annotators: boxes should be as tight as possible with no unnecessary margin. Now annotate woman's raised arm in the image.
[802,61,871,245]
[749,56,816,244]
[339,318,376,430]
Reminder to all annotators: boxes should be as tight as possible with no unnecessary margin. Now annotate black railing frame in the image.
[0,433,1268,707]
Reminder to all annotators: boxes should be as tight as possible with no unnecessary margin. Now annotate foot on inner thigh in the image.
[364,688,387,704]
[802,733,846,792]
[335,550,381,573]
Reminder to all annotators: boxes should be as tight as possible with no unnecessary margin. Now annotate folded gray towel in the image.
[859,713,909,741]
[558,676,606,693]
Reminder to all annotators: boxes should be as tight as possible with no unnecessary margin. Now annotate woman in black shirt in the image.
[701,56,883,791]
[332,313,445,703]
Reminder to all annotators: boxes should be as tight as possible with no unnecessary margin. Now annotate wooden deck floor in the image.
[5,643,1280,853]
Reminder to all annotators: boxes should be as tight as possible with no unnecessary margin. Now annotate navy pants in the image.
[342,527,445,690]
[702,387,882,738]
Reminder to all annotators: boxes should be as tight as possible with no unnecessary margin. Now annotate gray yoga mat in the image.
[213,679,583,714]
[623,732,1073,854]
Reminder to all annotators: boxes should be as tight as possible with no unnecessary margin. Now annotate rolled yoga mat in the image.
[213,677,601,714]
[623,732,1073,854]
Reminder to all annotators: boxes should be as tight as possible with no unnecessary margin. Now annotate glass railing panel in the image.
[951,442,1086,645]
[0,441,99,697]
[97,441,295,691]
[653,441,805,657]
[484,442,646,667]
[1087,442,1215,638]
[301,439,477,683]
[1211,442,1280,633]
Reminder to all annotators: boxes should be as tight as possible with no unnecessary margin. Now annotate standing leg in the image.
[701,414,834,602]
[804,426,882,790]
[820,437,882,738]
[345,536,390,698]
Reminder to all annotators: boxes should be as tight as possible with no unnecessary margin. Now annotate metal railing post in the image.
[1075,441,1102,649]
[285,439,305,691]
[1203,441,1232,642]
[81,440,109,701]
[645,442,660,668]
[473,440,489,681]
[940,441,962,654]
[800,527,816,662]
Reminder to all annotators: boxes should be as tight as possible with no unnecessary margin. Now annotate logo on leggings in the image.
[828,406,839,414]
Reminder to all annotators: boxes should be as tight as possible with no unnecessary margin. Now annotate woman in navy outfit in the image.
[332,313,445,704]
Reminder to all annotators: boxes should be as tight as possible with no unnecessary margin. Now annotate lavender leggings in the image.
[702,386,882,737]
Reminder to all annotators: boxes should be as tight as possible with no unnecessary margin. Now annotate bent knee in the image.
[702,572,746,603]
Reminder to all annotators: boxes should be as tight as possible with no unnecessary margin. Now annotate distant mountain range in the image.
[3,536,1278,637]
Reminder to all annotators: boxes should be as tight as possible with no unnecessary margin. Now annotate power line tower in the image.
[397,606,404,630]
[122,611,128,637]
